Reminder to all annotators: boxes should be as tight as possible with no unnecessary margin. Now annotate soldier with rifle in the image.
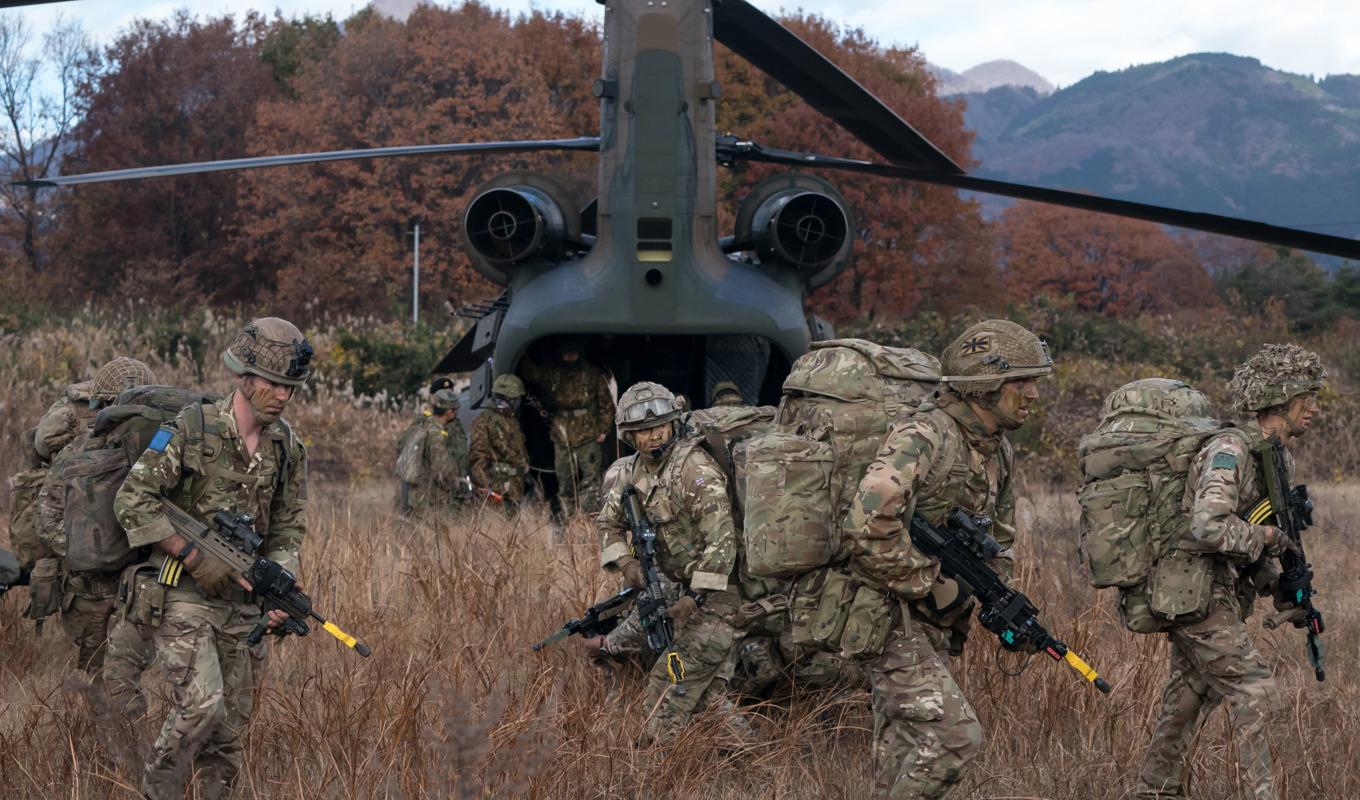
[1135,343,1326,800]
[847,320,1055,800]
[113,317,316,800]
[595,381,752,743]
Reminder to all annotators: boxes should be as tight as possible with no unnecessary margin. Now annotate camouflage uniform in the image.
[598,382,749,741]
[114,319,310,800]
[522,352,615,514]
[396,389,470,515]
[1135,344,1325,800]
[469,375,530,506]
[34,380,95,462]
[708,380,745,408]
[847,321,1049,800]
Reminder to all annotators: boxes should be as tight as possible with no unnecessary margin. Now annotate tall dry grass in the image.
[3,313,1360,798]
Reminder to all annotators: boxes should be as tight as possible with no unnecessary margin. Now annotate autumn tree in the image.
[0,12,92,274]
[236,4,595,317]
[714,16,999,320]
[998,201,1215,316]
[51,12,278,303]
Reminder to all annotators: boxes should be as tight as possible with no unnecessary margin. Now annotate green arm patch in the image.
[1211,452,1238,471]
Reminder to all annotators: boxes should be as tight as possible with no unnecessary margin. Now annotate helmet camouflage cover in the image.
[223,317,313,387]
[432,388,460,409]
[941,319,1052,396]
[492,374,525,399]
[92,357,157,401]
[1228,343,1326,413]
[616,381,681,436]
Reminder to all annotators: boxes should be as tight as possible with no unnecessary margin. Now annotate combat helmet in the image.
[492,374,525,399]
[1228,343,1326,413]
[92,357,157,403]
[709,380,744,407]
[616,381,681,440]
[941,319,1052,397]
[432,388,460,411]
[223,317,313,387]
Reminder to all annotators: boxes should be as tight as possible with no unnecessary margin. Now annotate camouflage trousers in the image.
[865,617,983,800]
[102,612,158,719]
[61,571,121,673]
[553,439,604,515]
[1135,593,1279,800]
[640,593,751,744]
[142,592,265,800]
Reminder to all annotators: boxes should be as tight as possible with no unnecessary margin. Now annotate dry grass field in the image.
[2,312,1358,798]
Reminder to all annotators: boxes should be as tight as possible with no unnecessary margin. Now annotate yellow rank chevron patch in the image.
[158,557,184,587]
[1247,497,1275,525]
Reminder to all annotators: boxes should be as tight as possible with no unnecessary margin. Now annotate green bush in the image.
[325,322,454,398]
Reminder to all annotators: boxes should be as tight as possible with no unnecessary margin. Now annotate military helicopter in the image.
[20,0,1360,413]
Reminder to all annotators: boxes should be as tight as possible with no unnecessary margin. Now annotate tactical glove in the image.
[666,595,700,630]
[618,557,647,591]
[186,552,235,596]
[925,576,973,618]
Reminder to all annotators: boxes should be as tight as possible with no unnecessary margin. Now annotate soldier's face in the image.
[1284,392,1320,436]
[993,378,1040,430]
[242,375,293,424]
[631,422,673,455]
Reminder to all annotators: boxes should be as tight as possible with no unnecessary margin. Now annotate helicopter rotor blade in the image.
[14,137,601,188]
[711,0,962,175]
[718,138,1360,261]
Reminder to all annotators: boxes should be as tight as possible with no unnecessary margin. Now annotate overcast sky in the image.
[10,0,1360,88]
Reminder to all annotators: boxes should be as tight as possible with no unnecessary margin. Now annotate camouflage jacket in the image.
[10,430,53,568]
[468,408,528,491]
[114,391,307,594]
[397,413,469,493]
[1179,420,1284,567]
[597,438,737,594]
[34,383,95,463]
[35,423,97,557]
[520,357,615,447]
[849,391,1016,601]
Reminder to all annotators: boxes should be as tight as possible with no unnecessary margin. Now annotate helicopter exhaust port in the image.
[464,186,566,264]
[733,173,854,289]
[461,171,583,285]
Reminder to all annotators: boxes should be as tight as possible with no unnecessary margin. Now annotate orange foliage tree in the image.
[235,4,596,318]
[714,17,999,321]
[51,12,278,303]
[998,201,1216,316]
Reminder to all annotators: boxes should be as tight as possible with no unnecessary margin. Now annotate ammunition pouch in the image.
[24,557,64,621]
[789,567,896,659]
[1148,549,1214,624]
[1116,585,1168,634]
[118,561,167,628]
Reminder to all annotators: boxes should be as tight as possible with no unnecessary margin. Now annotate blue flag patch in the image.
[149,428,173,453]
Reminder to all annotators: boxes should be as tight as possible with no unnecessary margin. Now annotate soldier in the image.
[42,357,158,675]
[847,320,1051,799]
[396,387,470,515]
[469,374,530,507]
[596,381,752,742]
[708,380,745,408]
[114,317,311,800]
[1134,344,1324,800]
[521,339,615,515]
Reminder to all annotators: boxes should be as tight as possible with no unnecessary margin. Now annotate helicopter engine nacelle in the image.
[735,173,853,290]
[462,171,580,285]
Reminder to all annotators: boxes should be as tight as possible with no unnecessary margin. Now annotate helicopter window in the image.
[637,218,673,239]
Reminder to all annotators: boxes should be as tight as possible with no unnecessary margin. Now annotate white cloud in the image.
[11,0,1360,88]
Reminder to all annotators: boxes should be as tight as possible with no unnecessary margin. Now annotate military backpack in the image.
[1077,378,1222,631]
[735,339,941,579]
[60,386,212,573]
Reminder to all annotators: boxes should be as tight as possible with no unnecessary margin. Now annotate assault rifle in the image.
[157,498,371,657]
[620,484,687,692]
[909,509,1111,694]
[532,587,637,650]
[1257,437,1325,681]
